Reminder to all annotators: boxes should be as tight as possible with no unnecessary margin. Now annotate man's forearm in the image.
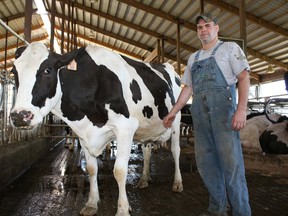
[170,86,193,115]
[237,70,250,111]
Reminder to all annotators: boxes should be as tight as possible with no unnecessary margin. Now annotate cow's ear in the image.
[15,46,27,59]
[54,47,86,69]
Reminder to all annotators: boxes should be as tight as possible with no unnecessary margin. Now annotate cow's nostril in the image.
[10,110,33,127]
[19,110,34,121]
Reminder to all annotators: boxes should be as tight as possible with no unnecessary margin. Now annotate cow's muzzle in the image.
[10,110,34,129]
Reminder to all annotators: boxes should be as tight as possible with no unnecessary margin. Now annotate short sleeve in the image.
[229,42,250,76]
[181,53,195,87]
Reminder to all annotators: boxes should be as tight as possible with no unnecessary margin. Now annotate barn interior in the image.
[0,1,288,216]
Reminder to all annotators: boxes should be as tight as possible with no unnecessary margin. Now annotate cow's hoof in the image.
[68,145,74,151]
[64,143,71,148]
[136,179,148,188]
[115,206,131,216]
[172,182,183,193]
[115,211,130,216]
[80,206,97,216]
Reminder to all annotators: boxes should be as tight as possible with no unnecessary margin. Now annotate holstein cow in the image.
[260,119,288,154]
[10,42,183,216]
[240,113,281,151]
[180,103,193,136]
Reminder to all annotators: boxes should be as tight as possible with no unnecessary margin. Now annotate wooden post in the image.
[61,2,65,54]
[177,19,181,75]
[157,39,161,64]
[24,0,33,43]
[50,0,56,52]
[161,36,165,63]
[239,0,247,55]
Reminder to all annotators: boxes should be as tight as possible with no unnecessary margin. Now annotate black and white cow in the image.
[260,119,288,154]
[10,42,183,216]
[180,103,193,136]
[240,113,281,151]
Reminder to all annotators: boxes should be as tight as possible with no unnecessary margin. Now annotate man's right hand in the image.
[163,113,176,128]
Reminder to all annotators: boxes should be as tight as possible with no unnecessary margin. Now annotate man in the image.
[163,13,251,216]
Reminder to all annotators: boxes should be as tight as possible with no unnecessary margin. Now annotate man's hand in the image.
[232,109,247,131]
[163,113,176,128]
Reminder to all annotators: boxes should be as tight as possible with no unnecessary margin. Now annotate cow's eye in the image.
[44,68,52,74]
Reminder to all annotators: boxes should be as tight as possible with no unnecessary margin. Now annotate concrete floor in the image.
[0,139,288,216]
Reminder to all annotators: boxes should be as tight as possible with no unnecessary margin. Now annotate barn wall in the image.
[0,137,64,192]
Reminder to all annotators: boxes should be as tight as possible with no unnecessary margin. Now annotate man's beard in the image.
[200,35,213,44]
[200,33,217,44]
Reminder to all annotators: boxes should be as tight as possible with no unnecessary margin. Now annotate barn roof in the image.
[0,0,288,85]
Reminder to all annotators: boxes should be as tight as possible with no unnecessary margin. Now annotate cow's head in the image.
[10,42,62,129]
[10,42,87,130]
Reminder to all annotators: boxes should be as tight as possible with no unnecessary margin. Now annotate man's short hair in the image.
[195,13,218,25]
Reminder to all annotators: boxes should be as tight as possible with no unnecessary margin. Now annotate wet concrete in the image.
[0,138,288,216]
[0,137,61,192]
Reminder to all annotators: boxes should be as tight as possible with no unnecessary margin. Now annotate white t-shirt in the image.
[181,40,250,87]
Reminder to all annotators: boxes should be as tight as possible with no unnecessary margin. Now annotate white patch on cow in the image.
[12,42,51,126]
[86,45,126,77]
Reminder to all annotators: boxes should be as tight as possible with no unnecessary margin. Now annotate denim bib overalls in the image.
[190,42,251,216]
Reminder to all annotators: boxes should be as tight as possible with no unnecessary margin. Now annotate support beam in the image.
[239,0,247,55]
[24,0,33,43]
[51,1,285,71]
[176,19,181,75]
[0,24,43,40]
[161,37,165,63]
[205,0,288,38]
[249,72,260,81]
[259,69,287,84]
[157,39,161,63]
[50,0,56,52]
[247,48,288,71]
[200,0,205,13]
[144,48,158,63]
[57,0,197,53]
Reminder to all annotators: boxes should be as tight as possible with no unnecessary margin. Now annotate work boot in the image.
[199,210,228,216]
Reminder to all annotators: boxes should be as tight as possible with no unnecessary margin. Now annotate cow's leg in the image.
[185,126,189,136]
[80,145,100,216]
[181,126,185,136]
[137,142,152,188]
[114,122,138,216]
[171,115,183,192]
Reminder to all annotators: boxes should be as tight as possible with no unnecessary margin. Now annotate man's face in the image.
[197,19,219,44]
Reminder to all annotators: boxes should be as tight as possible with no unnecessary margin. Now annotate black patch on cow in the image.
[130,79,142,103]
[277,115,288,123]
[142,106,153,118]
[12,46,28,89]
[15,46,27,59]
[121,56,175,119]
[181,103,193,126]
[58,50,130,127]
[31,52,61,108]
[259,130,288,154]
[11,65,19,88]
[175,76,181,87]
[149,63,172,86]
